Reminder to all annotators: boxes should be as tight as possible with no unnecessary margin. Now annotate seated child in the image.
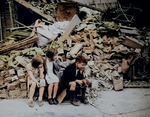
[45,49,60,105]
[26,55,46,107]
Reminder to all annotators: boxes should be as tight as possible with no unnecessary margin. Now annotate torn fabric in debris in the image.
[37,21,70,47]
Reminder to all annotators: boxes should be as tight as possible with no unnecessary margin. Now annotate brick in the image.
[9,69,16,76]
[7,81,20,91]
[8,89,21,97]
[113,77,123,91]
[4,77,12,83]
[18,75,25,79]
[19,78,26,83]
[0,79,4,86]
[0,89,8,99]
[20,91,27,98]
[0,83,8,89]
[21,83,27,91]
[17,69,25,77]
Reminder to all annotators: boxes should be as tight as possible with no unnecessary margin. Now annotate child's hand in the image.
[39,65,44,73]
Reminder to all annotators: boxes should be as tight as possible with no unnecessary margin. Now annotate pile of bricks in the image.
[0,68,27,99]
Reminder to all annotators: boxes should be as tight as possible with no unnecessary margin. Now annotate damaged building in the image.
[0,0,150,107]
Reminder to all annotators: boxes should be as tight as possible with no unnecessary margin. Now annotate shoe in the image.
[70,100,80,106]
[53,98,58,105]
[81,98,89,104]
[39,100,43,107]
[28,101,34,108]
[48,98,53,105]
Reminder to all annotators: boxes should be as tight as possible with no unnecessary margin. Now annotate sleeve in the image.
[53,61,60,71]
[61,65,76,89]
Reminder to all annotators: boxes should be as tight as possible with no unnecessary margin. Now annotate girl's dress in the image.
[45,59,59,84]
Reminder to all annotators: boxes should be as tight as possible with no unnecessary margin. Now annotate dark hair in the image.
[31,55,43,68]
[46,49,57,60]
[76,55,87,64]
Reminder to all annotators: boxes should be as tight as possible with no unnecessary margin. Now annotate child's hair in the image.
[31,55,43,68]
[76,55,87,64]
[46,49,57,60]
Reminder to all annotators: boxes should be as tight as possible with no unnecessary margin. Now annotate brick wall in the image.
[1,0,17,41]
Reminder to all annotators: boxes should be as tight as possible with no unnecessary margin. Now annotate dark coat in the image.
[61,63,84,89]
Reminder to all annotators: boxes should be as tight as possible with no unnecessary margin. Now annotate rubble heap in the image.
[0,1,150,100]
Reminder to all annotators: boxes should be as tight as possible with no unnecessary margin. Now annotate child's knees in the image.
[69,82,76,91]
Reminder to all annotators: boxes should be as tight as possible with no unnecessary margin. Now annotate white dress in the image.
[45,59,59,84]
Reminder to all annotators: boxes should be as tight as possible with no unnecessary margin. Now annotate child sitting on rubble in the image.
[26,55,46,108]
[45,49,60,105]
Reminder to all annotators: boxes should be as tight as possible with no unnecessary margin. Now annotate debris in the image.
[112,77,123,91]
[15,0,55,22]
[91,80,98,90]
[15,56,28,68]
[123,36,144,49]
[70,43,83,57]
[0,36,39,55]
[58,14,81,42]
[57,88,67,104]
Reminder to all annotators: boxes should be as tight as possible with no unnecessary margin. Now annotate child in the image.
[45,49,60,105]
[26,55,46,107]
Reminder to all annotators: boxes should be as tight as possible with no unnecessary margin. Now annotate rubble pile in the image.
[0,1,150,100]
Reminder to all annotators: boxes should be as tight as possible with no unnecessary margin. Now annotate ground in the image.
[0,88,150,117]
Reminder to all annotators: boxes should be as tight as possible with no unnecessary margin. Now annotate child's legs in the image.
[39,86,44,101]
[48,83,53,99]
[53,82,58,98]
[29,79,36,101]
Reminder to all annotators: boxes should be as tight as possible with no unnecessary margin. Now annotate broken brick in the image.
[21,83,27,91]
[8,89,21,97]
[7,81,20,91]
[4,77,12,84]
[0,79,4,86]
[20,91,27,98]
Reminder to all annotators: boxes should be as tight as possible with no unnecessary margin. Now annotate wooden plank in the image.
[58,14,81,42]
[57,88,67,104]
[120,28,138,35]
[123,36,144,49]
[64,0,106,13]
[0,36,39,55]
[70,43,83,56]
[15,0,55,22]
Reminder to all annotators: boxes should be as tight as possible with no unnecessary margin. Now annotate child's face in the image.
[76,62,86,70]
[47,57,53,62]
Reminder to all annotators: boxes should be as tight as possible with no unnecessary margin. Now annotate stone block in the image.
[19,78,26,83]
[0,79,4,86]
[20,91,27,98]
[21,83,27,91]
[9,69,16,76]
[8,89,21,97]
[0,89,8,99]
[17,69,25,77]
[4,77,12,83]
[7,81,20,91]
[113,77,123,91]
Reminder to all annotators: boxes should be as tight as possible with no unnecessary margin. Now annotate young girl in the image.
[45,49,60,105]
[26,55,46,107]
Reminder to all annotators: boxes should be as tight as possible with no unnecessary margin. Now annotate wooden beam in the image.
[64,0,106,13]
[123,36,144,49]
[15,0,55,22]
[0,36,39,55]
[58,14,81,42]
